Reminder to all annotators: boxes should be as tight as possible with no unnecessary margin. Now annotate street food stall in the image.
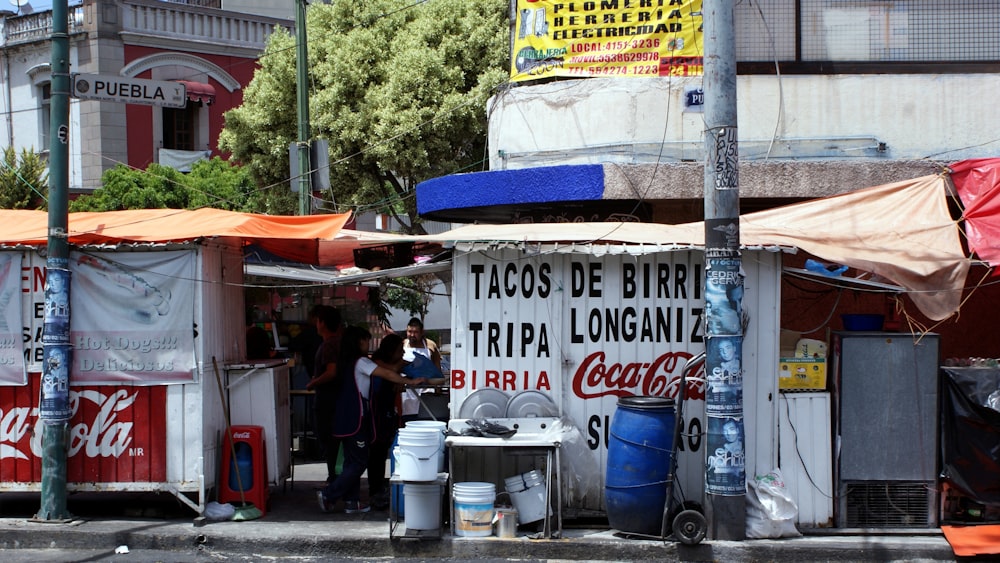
[442,243,784,522]
[0,209,349,514]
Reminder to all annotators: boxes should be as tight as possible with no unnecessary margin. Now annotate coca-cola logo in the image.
[233,431,251,439]
[0,389,137,460]
[571,351,705,400]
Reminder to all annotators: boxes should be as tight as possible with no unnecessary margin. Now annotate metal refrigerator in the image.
[831,331,940,528]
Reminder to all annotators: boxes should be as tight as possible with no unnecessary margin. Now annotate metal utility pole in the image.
[294,0,312,216]
[702,0,746,541]
[36,0,72,522]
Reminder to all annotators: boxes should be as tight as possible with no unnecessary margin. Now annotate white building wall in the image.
[488,75,1000,169]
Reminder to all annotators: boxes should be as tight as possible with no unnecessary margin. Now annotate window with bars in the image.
[735,0,1000,64]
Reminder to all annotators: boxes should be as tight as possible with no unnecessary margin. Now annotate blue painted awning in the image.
[416,164,611,222]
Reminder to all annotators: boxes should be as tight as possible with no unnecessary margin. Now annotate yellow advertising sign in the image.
[511,0,704,82]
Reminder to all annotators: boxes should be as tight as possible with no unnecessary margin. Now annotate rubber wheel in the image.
[672,509,707,545]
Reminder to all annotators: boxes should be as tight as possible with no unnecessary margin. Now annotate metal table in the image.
[445,418,562,538]
[389,472,450,540]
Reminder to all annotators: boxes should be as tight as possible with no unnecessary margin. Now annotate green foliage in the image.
[69,157,268,212]
[0,146,48,209]
[383,274,436,319]
[219,0,509,232]
[367,286,392,330]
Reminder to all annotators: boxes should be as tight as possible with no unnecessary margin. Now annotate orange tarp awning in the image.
[0,208,352,265]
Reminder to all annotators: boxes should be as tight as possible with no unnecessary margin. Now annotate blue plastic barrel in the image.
[604,396,675,536]
[229,441,254,492]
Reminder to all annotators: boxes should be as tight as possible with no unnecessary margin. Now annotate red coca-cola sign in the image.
[0,376,166,483]
[571,350,705,401]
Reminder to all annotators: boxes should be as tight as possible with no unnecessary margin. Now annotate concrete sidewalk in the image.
[0,461,960,562]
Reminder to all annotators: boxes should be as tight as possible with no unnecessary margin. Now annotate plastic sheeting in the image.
[426,172,968,320]
[941,367,1000,504]
[950,158,1000,268]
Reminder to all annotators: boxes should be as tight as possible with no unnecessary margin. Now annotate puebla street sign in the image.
[71,74,187,108]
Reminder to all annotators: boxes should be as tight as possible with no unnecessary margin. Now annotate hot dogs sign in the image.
[0,250,197,386]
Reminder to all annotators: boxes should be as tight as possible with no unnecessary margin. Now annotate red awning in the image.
[177,80,216,105]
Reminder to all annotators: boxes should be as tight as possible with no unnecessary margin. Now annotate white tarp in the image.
[0,253,25,384]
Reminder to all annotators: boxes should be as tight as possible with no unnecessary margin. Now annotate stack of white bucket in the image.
[396,422,446,531]
[503,469,550,525]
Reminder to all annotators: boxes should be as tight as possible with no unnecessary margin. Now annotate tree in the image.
[383,274,437,320]
[69,158,266,212]
[218,0,509,233]
[0,146,48,209]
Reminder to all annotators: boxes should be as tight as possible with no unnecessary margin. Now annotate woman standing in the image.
[367,333,407,509]
[317,327,426,514]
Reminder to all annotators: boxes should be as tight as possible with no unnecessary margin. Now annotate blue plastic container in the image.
[229,441,255,492]
[604,396,675,536]
[841,314,884,331]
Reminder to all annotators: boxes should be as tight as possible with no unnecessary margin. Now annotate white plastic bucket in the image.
[504,474,526,494]
[453,482,496,537]
[397,428,441,482]
[404,421,447,472]
[504,470,549,525]
[523,469,544,488]
[403,483,442,531]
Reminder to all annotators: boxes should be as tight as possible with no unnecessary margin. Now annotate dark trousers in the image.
[314,394,342,481]
[322,432,369,504]
[367,411,398,497]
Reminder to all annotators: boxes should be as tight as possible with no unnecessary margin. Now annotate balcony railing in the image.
[1,1,289,51]
[2,6,86,46]
[121,0,290,52]
[158,0,222,7]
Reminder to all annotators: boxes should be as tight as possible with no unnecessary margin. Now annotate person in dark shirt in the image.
[305,305,343,483]
[288,315,323,388]
[316,327,425,514]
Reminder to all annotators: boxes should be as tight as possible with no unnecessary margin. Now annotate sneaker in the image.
[344,501,370,514]
[316,491,334,513]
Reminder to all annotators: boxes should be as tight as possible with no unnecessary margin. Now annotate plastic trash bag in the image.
[746,468,801,539]
[462,419,517,438]
[204,501,236,521]
[401,353,442,379]
[541,417,602,507]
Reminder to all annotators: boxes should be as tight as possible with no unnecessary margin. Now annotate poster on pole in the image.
[706,413,746,495]
[70,250,197,385]
[510,0,704,82]
[0,252,25,385]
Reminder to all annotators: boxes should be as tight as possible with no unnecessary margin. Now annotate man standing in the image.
[401,317,442,423]
[404,317,442,367]
[306,305,343,483]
